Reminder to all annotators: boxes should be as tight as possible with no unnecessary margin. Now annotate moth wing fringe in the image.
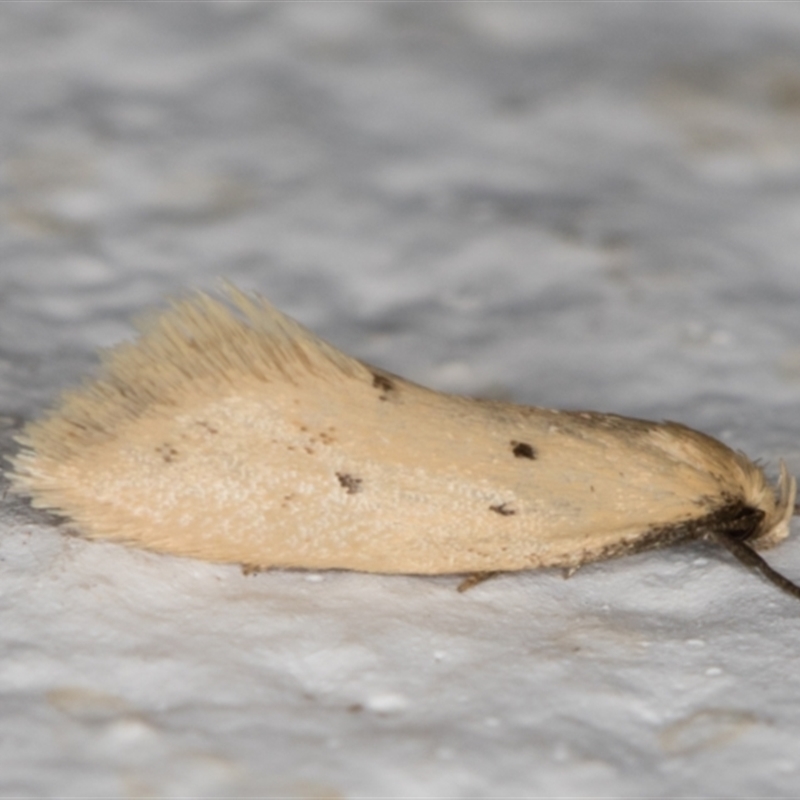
[9,287,370,485]
[759,459,797,548]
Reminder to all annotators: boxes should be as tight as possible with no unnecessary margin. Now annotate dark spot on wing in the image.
[511,440,536,459]
[489,503,516,516]
[371,371,397,401]
[157,443,178,463]
[280,493,295,510]
[336,472,363,494]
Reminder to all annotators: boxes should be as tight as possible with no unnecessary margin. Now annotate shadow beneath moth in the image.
[6,287,799,600]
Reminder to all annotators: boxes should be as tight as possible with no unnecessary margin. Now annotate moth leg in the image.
[562,566,580,579]
[457,571,500,593]
[710,531,800,602]
[241,563,265,576]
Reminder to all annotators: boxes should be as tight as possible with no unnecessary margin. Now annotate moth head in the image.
[722,505,767,544]
[711,461,800,602]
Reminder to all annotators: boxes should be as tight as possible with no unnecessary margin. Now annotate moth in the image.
[7,287,799,598]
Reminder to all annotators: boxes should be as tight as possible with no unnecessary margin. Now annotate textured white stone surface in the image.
[2,3,800,796]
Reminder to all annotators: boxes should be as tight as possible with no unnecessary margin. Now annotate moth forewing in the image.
[8,288,797,597]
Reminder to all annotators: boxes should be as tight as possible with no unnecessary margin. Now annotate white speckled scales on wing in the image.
[8,288,796,575]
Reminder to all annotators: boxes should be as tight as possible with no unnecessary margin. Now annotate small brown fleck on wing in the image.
[510,440,536,459]
[371,371,398,401]
[336,472,363,494]
[156,443,179,463]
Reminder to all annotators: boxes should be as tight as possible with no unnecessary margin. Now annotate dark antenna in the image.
[711,531,800,602]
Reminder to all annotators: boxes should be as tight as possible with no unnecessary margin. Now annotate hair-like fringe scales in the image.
[12,287,367,467]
